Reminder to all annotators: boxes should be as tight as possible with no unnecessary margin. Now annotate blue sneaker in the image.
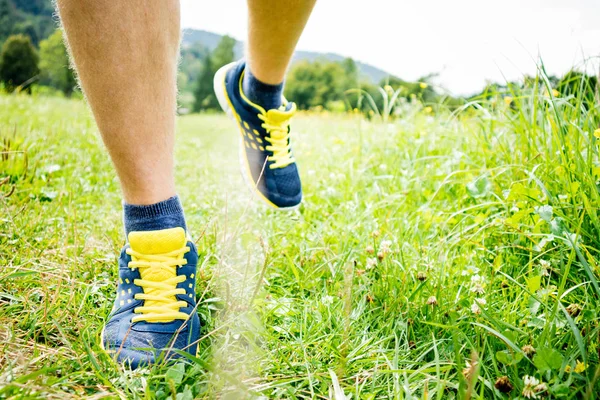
[100,227,201,368]
[213,60,302,210]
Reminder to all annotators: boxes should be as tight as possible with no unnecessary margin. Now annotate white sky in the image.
[181,0,600,95]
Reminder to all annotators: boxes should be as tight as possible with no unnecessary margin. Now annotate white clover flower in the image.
[471,284,485,295]
[461,265,480,276]
[471,303,481,314]
[380,240,392,254]
[474,298,487,306]
[522,375,540,399]
[366,258,377,269]
[534,382,547,395]
[321,295,334,305]
[523,376,539,386]
[470,275,486,294]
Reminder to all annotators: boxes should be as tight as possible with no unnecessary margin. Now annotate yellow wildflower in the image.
[424,106,432,113]
[552,89,560,97]
[504,96,513,106]
[574,360,587,373]
[384,85,393,92]
[420,82,428,89]
[593,128,600,139]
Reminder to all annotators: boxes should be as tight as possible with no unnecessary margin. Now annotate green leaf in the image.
[166,363,185,385]
[4,271,38,279]
[550,383,570,397]
[550,217,567,236]
[501,329,517,344]
[528,297,541,316]
[534,205,553,222]
[533,347,563,372]
[176,386,194,400]
[506,182,541,202]
[466,175,491,198]
[496,350,523,365]
[526,275,541,293]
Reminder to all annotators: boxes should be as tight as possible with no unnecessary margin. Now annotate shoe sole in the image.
[213,62,301,212]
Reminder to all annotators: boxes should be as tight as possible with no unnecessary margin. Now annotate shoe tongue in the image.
[128,227,186,255]
[266,102,296,124]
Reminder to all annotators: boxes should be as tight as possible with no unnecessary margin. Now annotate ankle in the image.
[242,66,284,111]
[123,195,187,236]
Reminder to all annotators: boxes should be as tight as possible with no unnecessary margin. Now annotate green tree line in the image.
[0,0,54,47]
[1,0,597,116]
[0,0,75,94]
[0,30,75,94]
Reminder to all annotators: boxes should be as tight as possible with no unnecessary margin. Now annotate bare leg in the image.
[56,0,180,205]
[246,0,317,85]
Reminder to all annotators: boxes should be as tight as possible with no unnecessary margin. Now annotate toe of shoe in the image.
[108,343,195,369]
[268,165,302,209]
[113,348,156,369]
[268,191,302,209]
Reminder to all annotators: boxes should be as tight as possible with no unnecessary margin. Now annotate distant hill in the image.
[182,28,394,84]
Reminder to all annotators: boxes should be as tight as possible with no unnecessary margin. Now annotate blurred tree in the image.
[13,20,39,46]
[284,60,317,109]
[380,75,414,92]
[179,42,208,92]
[0,0,55,45]
[285,60,351,110]
[557,71,598,111]
[193,53,215,111]
[39,29,76,95]
[211,35,236,71]
[193,35,236,111]
[0,34,39,92]
[340,57,358,89]
[0,0,17,44]
[12,0,53,15]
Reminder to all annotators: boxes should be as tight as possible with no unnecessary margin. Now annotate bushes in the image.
[0,34,39,92]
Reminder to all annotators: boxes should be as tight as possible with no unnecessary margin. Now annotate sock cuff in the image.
[123,195,184,221]
[243,67,284,93]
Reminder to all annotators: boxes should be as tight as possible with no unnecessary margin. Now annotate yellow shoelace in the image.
[126,246,190,323]
[258,108,296,169]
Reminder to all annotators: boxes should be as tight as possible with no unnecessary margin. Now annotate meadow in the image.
[0,76,599,399]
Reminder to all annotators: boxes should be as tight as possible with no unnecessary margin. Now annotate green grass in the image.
[1,77,599,399]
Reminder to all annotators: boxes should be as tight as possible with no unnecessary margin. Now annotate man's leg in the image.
[213,0,316,209]
[56,0,200,368]
[57,0,179,207]
[244,0,317,107]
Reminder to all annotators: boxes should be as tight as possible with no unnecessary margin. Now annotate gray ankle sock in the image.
[123,195,187,237]
[242,67,284,111]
